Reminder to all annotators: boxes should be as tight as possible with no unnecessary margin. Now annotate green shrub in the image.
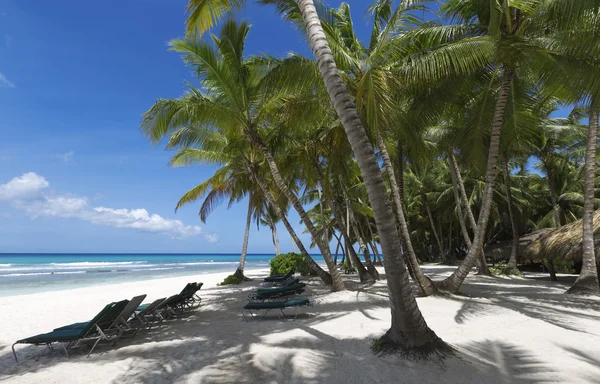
[342,258,353,271]
[489,261,523,276]
[218,274,244,286]
[270,252,315,276]
[371,337,386,353]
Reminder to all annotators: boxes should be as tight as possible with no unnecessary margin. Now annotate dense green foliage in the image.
[218,274,245,286]
[144,0,600,353]
[270,252,314,276]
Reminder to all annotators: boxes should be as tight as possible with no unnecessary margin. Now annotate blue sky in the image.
[0,0,382,253]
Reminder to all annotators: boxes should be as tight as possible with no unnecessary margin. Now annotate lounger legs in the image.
[12,343,18,362]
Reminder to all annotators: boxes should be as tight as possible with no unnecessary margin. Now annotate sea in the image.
[0,253,324,297]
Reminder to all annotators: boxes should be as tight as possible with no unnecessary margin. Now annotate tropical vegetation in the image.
[141,0,600,357]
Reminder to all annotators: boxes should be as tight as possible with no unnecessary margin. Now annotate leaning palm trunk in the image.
[342,189,379,280]
[437,67,514,293]
[367,225,383,264]
[245,129,344,291]
[449,158,472,251]
[314,166,373,283]
[244,160,333,286]
[567,105,600,295]
[332,199,373,283]
[502,155,520,272]
[354,220,380,279]
[233,198,253,280]
[298,0,446,351]
[376,134,437,296]
[422,191,445,262]
[447,151,490,275]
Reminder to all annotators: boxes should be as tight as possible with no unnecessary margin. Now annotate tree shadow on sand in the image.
[447,276,600,334]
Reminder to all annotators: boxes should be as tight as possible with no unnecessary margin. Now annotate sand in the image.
[1,265,599,383]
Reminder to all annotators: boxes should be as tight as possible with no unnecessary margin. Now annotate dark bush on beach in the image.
[218,274,244,285]
[270,252,314,276]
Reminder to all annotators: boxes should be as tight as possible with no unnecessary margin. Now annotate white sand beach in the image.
[1,266,599,384]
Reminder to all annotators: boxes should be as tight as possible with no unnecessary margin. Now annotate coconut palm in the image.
[410,0,592,294]
[140,20,337,285]
[184,0,447,352]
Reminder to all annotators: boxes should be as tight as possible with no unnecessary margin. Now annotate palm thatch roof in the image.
[522,210,600,264]
[484,229,554,262]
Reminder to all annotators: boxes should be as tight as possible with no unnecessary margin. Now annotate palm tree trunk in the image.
[567,104,600,295]
[502,154,519,272]
[244,159,333,286]
[314,166,372,283]
[437,67,514,293]
[334,237,340,265]
[270,223,281,256]
[342,189,379,280]
[244,129,344,291]
[547,258,557,282]
[332,199,373,283]
[367,224,383,264]
[376,133,437,295]
[448,151,490,275]
[450,158,473,252]
[298,0,445,351]
[545,163,562,227]
[396,139,405,204]
[233,198,252,280]
[422,190,445,262]
[356,221,380,279]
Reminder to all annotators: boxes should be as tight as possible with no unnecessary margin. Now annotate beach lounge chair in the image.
[242,298,314,321]
[251,282,307,301]
[12,300,127,362]
[263,268,295,286]
[133,297,166,329]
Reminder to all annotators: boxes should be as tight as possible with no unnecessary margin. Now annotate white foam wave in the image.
[49,261,147,267]
[0,271,89,277]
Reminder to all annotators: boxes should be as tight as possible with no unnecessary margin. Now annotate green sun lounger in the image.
[263,268,295,285]
[252,282,307,301]
[242,298,314,321]
[12,300,127,362]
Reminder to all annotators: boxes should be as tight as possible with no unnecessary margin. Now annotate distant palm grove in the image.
[141,0,600,356]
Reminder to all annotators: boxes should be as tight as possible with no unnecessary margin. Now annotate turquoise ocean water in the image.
[0,254,325,297]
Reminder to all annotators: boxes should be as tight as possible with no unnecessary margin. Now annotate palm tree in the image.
[568,105,600,294]
[184,0,447,352]
[257,202,282,255]
[141,20,336,286]
[414,0,582,293]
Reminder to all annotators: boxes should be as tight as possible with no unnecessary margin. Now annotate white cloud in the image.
[0,72,14,88]
[204,233,219,243]
[5,34,13,48]
[0,172,212,240]
[56,151,75,162]
[0,172,49,201]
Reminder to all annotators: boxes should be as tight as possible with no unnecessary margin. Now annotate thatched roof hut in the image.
[484,229,553,262]
[522,210,600,264]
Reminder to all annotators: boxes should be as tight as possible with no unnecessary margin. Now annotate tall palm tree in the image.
[415,0,581,293]
[184,0,447,352]
[141,20,335,286]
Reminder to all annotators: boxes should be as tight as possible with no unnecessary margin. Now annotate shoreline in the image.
[0,265,268,298]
